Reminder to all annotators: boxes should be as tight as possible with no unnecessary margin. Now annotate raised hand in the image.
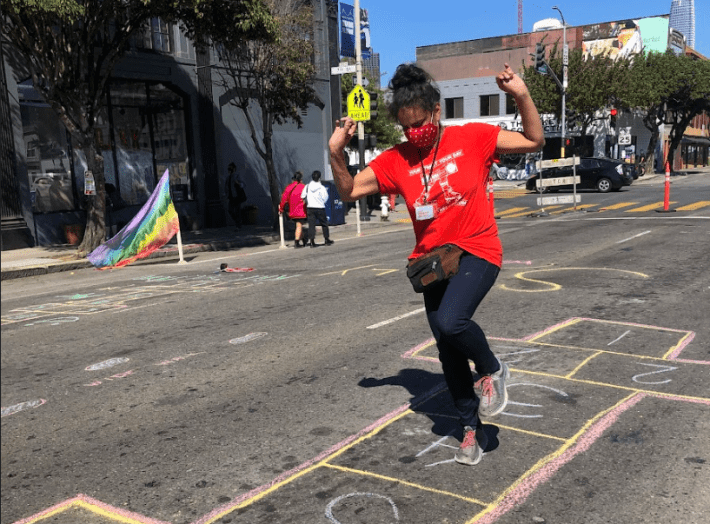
[496,63,530,99]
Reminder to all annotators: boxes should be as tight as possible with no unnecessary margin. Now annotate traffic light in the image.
[368,91,379,121]
[609,108,617,130]
[535,43,546,73]
[565,137,576,154]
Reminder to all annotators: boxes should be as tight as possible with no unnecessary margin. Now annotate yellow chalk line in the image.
[499,267,649,293]
[323,463,488,506]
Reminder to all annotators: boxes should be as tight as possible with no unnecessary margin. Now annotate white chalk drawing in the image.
[1,399,47,418]
[493,346,542,365]
[416,430,458,468]
[24,316,80,327]
[325,492,400,523]
[503,383,570,419]
[229,332,268,345]
[3,273,298,327]
[632,363,677,384]
[84,352,204,387]
[608,330,632,346]
[85,357,130,371]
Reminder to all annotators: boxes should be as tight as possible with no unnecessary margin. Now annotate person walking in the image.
[279,171,307,247]
[301,170,333,247]
[225,162,247,230]
[328,62,544,465]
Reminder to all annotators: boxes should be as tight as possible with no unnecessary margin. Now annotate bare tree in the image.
[216,0,318,224]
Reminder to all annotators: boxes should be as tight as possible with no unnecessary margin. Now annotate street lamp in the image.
[552,5,567,158]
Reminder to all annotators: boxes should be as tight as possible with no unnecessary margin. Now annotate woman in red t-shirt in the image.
[329,63,544,466]
[278,170,307,247]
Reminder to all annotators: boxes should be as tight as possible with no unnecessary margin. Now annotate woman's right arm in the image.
[329,117,380,202]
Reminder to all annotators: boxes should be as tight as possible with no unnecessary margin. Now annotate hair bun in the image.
[390,63,431,91]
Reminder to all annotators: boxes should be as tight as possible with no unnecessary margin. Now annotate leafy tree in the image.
[215,0,317,225]
[1,0,276,255]
[621,51,710,172]
[339,70,402,153]
[522,42,631,146]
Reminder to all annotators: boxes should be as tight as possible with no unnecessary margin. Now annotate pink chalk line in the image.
[472,393,646,524]
[13,493,170,524]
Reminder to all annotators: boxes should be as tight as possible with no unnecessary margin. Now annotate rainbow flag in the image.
[88,170,180,269]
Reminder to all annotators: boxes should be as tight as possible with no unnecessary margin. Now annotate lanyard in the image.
[417,132,441,204]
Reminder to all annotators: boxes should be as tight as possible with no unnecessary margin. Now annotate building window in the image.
[132,18,172,53]
[151,18,171,53]
[480,94,500,117]
[445,97,464,119]
[506,94,517,115]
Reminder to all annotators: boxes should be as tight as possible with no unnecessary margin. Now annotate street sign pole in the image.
[354,0,365,233]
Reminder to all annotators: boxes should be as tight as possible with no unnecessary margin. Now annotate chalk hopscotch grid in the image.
[10,320,708,524]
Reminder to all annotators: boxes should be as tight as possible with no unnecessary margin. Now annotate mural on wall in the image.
[582,16,670,60]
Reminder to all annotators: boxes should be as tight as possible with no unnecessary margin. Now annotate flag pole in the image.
[176,223,187,264]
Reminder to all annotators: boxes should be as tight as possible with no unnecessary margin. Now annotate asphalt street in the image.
[2,175,709,524]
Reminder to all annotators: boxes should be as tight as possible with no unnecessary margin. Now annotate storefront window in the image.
[19,83,75,213]
[150,83,192,201]
[108,81,192,204]
[110,81,156,205]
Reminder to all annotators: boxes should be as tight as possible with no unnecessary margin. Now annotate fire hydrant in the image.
[380,195,390,221]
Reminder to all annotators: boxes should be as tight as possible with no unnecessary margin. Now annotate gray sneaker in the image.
[474,359,509,417]
[454,426,483,465]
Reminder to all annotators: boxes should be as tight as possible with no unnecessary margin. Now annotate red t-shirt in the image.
[370,123,502,267]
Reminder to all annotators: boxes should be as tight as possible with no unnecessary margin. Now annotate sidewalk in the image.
[0,207,407,281]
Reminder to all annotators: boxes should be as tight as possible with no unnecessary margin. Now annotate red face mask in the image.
[404,115,439,149]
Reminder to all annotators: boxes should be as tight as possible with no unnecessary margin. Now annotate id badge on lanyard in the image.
[415,203,436,221]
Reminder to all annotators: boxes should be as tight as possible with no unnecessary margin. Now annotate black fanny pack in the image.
[406,244,464,293]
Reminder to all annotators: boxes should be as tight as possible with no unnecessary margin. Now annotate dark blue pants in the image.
[423,254,500,444]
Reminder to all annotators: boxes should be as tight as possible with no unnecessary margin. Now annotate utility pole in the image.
[553,5,567,158]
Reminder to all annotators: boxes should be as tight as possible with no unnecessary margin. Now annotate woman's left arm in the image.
[495,63,545,154]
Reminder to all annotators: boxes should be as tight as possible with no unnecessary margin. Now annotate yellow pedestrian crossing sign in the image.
[347,85,371,121]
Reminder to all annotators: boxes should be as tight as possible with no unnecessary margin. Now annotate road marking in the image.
[626,201,676,212]
[504,205,564,218]
[616,230,651,244]
[676,200,710,211]
[548,204,598,215]
[599,202,638,211]
[367,308,426,329]
[496,207,529,217]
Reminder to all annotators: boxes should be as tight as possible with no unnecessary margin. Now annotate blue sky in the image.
[360,0,709,88]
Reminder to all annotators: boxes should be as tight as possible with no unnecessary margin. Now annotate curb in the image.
[0,236,272,281]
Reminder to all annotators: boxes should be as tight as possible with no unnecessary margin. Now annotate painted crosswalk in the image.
[493,199,710,219]
[393,199,709,222]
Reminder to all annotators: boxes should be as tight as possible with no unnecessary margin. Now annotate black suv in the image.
[526,157,635,193]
